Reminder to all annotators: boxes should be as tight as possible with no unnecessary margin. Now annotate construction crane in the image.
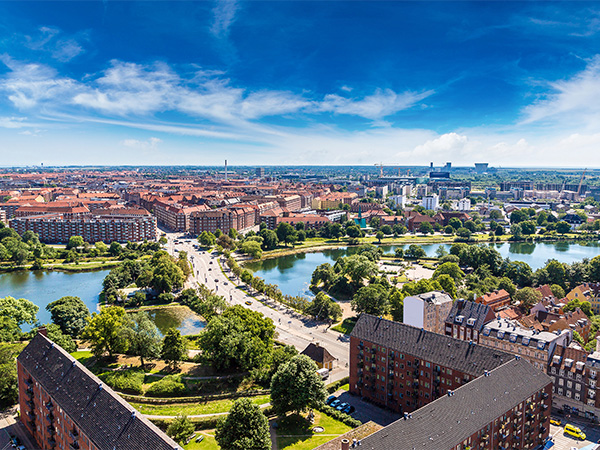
[374,163,384,177]
[577,168,587,196]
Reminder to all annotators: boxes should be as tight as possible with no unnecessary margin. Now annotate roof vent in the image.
[98,383,103,391]
[131,411,136,418]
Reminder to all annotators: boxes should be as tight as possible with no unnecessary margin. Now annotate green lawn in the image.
[183,432,220,450]
[339,384,349,391]
[331,317,358,335]
[130,395,270,416]
[276,411,351,450]
[71,350,94,366]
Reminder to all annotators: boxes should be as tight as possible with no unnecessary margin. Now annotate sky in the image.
[1,1,600,167]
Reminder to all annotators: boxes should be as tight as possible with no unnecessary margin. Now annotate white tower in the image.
[225,160,228,181]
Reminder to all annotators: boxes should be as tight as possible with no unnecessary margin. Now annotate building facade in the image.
[349,314,514,414]
[404,291,453,335]
[444,299,496,343]
[18,333,181,450]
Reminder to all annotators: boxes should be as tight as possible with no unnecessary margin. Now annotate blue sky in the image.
[1,1,600,166]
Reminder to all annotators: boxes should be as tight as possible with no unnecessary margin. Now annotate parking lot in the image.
[549,416,600,450]
[328,390,401,427]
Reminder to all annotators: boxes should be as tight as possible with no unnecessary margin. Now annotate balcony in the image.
[47,425,55,435]
[541,392,549,399]
[46,413,54,424]
[24,377,33,387]
[25,387,34,398]
[69,442,80,450]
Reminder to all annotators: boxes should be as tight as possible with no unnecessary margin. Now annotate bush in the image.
[316,404,361,428]
[157,293,175,304]
[166,414,194,444]
[146,375,187,397]
[98,370,144,395]
[326,376,350,394]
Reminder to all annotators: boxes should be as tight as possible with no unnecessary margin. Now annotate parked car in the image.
[326,395,336,405]
[342,404,355,414]
[550,418,561,426]
[336,402,349,411]
[564,424,586,440]
[330,399,341,408]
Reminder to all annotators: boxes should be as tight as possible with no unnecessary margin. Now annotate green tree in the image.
[270,355,327,416]
[405,244,426,259]
[122,312,161,367]
[259,229,279,250]
[305,292,342,322]
[419,222,433,234]
[389,290,404,322]
[67,235,85,250]
[109,241,122,256]
[161,328,188,370]
[342,254,378,288]
[215,398,271,450]
[514,287,542,312]
[241,240,263,259]
[351,284,390,315]
[166,414,195,444]
[435,274,457,298]
[198,231,216,247]
[375,230,384,243]
[46,296,90,337]
[270,345,298,376]
[276,222,297,247]
[433,262,465,282]
[44,323,77,352]
[0,296,38,328]
[81,306,128,358]
[556,221,571,234]
[158,236,168,246]
[448,217,463,230]
[497,277,517,297]
[520,221,536,235]
[0,317,20,343]
[0,343,20,407]
[95,241,108,253]
[241,269,253,286]
[149,251,185,293]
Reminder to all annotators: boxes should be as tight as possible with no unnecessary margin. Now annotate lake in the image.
[245,241,600,298]
[0,269,205,334]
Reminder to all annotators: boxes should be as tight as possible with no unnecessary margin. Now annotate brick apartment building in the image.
[189,206,256,234]
[445,299,495,343]
[17,333,182,450]
[349,314,514,414]
[476,289,512,312]
[10,210,157,244]
[153,201,207,232]
[354,357,552,450]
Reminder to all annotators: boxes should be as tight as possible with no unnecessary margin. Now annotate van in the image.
[317,368,329,380]
[564,424,586,440]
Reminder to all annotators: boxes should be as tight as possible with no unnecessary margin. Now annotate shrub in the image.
[146,375,187,397]
[166,414,194,444]
[316,404,361,428]
[326,376,350,394]
[98,370,144,395]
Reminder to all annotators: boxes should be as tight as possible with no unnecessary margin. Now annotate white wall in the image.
[403,296,424,328]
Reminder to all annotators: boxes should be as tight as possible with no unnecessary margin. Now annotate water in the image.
[245,241,600,298]
[0,269,206,335]
[145,306,206,336]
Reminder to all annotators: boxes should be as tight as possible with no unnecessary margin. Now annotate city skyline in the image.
[1,1,600,166]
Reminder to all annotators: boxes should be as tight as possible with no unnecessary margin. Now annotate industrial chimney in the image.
[225,160,228,181]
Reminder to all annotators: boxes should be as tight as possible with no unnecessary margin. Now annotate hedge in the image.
[326,376,350,394]
[98,370,144,395]
[316,404,361,428]
[119,389,270,404]
[145,375,187,397]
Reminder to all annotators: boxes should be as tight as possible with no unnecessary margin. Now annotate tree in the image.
[109,241,122,257]
[510,209,528,224]
[435,274,457,298]
[0,343,20,407]
[389,290,404,322]
[448,217,462,230]
[46,296,90,338]
[198,231,216,247]
[305,292,342,322]
[241,269,253,286]
[0,317,20,343]
[563,298,594,317]
[276,222,296,247]
[122,312,161,367]
[346,225,362,238]
[166,415,195,444]
[215,398,271,450]
[405,244,426,259]
[149,251,185,293]
[520,221,536,235]
[489,209,503,220]
[341,254,378,288]
[81,306,128,358]
[0,296,38,328]
[419,222,433,234]
[95,241,108,253]
[351,284,389,315]
[260,229,279,250]
[241,240,263,259]
[161,328,187,370]
[556,221,571,234]
[270,345,298,376]
[158,235,168,246]
[514,287,542,312]
[44,323,76,353]
[497,277,517,297]
[67,235,85,250]
[270,355,327,416]
[375,230,384,243]
[433,262,465,282]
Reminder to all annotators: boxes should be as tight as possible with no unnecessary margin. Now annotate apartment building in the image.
[476,289,512,312]
[349,314,514,413]
[549,340,600,422]
[10,211,157,244]
[444,299,496,343]
[479,318,572,370]
[189,206,256,234]
[17,332,182,450]
[567,283,600,314]
[403,291,453,335]
[153,201,207,232]
[355,357,552,450]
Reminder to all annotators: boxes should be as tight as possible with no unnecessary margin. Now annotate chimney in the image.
[341,438,350,450]
[224,160,228,182]
[37,326,48,337]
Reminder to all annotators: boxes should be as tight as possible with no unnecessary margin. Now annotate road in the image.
[549,416,600,449]
[164,233,350,381]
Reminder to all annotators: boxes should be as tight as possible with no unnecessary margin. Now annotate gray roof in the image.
[351,314,512,376]
[445,299,494,331]
[360,358,552,450]
[18,334,181,450]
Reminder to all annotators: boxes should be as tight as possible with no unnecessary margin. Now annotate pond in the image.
[245,241,600,298]
[0,269,205,335]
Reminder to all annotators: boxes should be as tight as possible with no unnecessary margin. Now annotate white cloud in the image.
[522,55,600,127]
[25,26,86,62]
[120,137,162,150]
[210,0,239,38]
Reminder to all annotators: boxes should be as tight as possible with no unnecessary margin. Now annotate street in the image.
[164,232,350,381]
[550,416,600,450]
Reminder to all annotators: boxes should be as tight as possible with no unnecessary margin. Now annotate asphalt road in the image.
[164,233,350,382]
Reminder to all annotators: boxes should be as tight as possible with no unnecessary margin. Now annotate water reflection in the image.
[145,306,206,336]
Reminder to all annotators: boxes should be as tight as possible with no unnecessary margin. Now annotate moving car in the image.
[550,418,561,426]
[564,424,586,440]
[245,300,252,305]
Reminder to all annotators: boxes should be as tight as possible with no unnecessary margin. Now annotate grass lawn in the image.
[339,384,349,391]
[183,431,220,450]
[130,395,270,416]
[71,350,94,366]
[331,317,358,335]
[276,411,352,450]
